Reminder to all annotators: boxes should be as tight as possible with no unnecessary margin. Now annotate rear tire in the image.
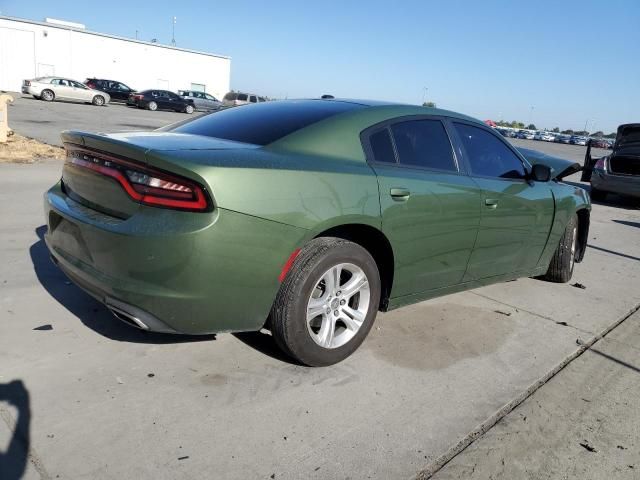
[41,89,54,102]
[269,237,381,367]
[92,95,105,106]
[590,186,607,202]
[147,101,158,111]
[185,104,194,114]
[543,214,578,283]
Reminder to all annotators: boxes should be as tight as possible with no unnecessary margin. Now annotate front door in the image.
[451,121,554,280]
[364,117,482,297]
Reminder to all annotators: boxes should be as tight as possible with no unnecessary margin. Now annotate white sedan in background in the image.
[541,132,555,141]
[22,77,110,106]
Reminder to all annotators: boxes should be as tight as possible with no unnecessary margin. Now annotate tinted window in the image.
[369,128,396,163]
[249,95,257,103]
[237,93,248,101]
[390,120,456,171]
[170,100,364,145]
[454,123,526,179]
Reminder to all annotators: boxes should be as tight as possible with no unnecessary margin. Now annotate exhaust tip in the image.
[108,306,149,330]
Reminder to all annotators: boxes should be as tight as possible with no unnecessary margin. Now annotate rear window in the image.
[169,100,364,146]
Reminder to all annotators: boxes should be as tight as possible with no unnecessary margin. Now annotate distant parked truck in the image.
[223,91,267,106]
[22,77,110,106]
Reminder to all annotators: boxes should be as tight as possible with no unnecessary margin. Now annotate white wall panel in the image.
[0,17,230,99]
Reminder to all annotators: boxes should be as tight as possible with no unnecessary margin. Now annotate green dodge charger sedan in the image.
[44,99,590,366]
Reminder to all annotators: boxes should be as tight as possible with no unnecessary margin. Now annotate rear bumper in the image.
[591,169,640,198]
[44,181,306,335]
[50,253,178,333]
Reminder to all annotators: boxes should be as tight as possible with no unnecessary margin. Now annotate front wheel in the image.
[92,95,105,106]
[41,89,55,102]
[269,238,381,366]
[543,214,578,283]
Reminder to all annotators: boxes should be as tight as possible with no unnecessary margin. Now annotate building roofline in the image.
[0,15,231,60]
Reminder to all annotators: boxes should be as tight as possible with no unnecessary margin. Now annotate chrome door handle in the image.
[390,187,410,201]
[485,198,498,209]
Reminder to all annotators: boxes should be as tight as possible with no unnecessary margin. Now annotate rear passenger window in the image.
[453,123,526,179]
[391,120,457,171]
[237,94,248,101]
[369,128,396,163]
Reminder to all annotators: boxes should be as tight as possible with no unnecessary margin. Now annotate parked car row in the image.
[495,127,614,149]
[22,75,265,115]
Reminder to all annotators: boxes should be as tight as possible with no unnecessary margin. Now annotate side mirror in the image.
[531,164,552,182]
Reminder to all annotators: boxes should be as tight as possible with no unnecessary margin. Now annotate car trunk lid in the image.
[60,131,257,218]
[609,124,640,176]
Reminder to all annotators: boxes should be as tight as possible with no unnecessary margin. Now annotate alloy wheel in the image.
[306,263,370,349]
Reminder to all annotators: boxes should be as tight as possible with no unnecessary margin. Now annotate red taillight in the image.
[65,146,210,212]
[594,158,606,170]
[132,94,143,100]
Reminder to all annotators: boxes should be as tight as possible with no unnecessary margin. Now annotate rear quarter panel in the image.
[145,148,383,234]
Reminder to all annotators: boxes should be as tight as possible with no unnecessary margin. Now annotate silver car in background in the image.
[178,90,223,112]
[22,77,110,106]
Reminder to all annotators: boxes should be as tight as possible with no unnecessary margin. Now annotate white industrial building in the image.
[0,16,231,100]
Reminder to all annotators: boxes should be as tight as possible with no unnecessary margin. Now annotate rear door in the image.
[364,117,481,297]
[157,91,172,109]
[450,121,554,279]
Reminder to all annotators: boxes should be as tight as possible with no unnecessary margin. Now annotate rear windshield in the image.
[169,100,365,146]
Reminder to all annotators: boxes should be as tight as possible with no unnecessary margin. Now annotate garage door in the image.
[0,27,36,92]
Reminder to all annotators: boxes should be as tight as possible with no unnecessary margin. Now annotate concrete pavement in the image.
[431,309,640,480]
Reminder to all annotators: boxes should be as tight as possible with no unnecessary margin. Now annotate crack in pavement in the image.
[414,302,640,480]
[469,291,594,335]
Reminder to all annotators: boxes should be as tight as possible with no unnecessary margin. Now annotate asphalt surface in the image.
[1,98,639,479]
[6,93,203,146]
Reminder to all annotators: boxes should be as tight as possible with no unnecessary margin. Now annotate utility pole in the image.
[423,86,428,104]
[135,30,138,40]
[529,106,535,126]
[172,16,176,46]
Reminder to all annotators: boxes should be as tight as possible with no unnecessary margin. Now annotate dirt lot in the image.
[0,133,64,163]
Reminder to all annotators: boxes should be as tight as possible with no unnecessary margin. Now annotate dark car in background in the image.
[85,78,135,103]
[127,89,195,113]
[582,124,640,201]
[178,90,223,112]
